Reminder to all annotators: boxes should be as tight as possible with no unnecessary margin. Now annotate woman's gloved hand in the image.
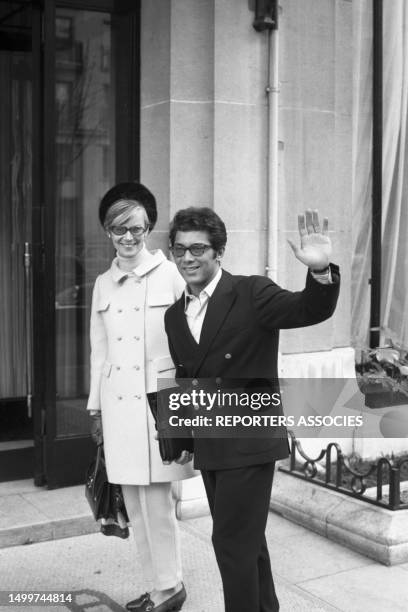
[89,411,103,445]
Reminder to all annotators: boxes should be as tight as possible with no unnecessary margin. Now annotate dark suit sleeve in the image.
[253,264,340,330]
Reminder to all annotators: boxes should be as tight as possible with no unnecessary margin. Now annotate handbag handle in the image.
[92,444,103,482]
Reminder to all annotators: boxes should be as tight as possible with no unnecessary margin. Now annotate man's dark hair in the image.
[169,207,227,251]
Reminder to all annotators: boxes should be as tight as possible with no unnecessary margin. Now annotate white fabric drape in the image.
[351,0,373,349]
[352,0,408,349]
[382,1,408,347]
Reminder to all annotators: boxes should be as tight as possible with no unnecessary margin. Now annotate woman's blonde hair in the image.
[103,199,149,231]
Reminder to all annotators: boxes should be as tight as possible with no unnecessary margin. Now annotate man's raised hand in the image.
[287,209,331,271]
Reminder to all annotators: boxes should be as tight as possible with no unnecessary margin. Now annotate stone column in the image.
[140,0,214,253]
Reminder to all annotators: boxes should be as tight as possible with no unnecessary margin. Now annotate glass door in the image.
[43,0,140,487]
[0,1,38,481]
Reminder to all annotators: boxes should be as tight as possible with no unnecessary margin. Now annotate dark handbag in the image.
[147,392,194,462]
[85,445,129,538]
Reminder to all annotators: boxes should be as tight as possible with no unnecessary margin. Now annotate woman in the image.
[87,182,194,612]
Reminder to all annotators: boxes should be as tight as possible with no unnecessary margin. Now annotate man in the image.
[164,207,340,612]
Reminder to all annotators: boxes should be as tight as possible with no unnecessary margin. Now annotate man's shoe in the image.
[125,592,151,611]
[143,584,187,611]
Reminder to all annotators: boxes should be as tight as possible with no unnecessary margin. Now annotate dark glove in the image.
[89,412,103,445]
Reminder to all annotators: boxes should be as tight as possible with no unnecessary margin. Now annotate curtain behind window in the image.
[54,9,114,435]
[382,1,408,347]
[0,52,31,398]
[352,0,408,349]
[351,0,373,349]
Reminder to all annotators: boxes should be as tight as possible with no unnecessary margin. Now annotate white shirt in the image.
[184,268,222,343]
[184,267,332,344]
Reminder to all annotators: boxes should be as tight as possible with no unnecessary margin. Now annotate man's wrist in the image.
[310,265,330,274]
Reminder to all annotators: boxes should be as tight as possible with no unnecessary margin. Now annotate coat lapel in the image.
[192,271,236,376]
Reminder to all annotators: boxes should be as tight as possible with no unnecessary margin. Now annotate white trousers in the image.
[122,483,182,591]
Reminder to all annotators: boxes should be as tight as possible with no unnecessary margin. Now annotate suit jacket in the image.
[164,265,340,470]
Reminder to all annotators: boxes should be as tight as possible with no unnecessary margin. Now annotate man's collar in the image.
[184,267,222,306]
[110,248,166,283]
[202,267,223,296]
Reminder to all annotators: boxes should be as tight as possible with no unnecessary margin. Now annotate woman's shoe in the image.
[125,592,151,611]
[100,523,129,539]
[143,584,187,612]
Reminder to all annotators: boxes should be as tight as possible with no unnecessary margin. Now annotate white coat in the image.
[87,248,196,484]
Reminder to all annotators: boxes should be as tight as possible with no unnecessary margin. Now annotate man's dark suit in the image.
[164,266,340,612]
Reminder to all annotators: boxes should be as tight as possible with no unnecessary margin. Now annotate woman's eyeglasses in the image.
[170,243,212,257]
[110,225,147,237]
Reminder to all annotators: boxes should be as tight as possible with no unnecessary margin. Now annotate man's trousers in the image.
[201,462,279,612]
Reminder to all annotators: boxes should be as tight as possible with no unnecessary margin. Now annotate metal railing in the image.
[279,431,408,510]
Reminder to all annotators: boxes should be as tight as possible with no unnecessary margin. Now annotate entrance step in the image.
[0,480,98,548]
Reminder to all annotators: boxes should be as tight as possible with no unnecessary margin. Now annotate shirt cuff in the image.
[310,268,332,284]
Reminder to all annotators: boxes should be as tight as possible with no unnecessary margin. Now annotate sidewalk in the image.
[1,480,408,611]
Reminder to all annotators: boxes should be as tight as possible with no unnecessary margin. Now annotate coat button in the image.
[225,353,232,359]
[117,337,122,341]
[117,395,123,400]
[118,309,123,313]
[134,365,140,370]
[116,366,121,371]
[192,378,198,386]
[216,377,222,384]
[134,306,140,311]
[134,336,140,341]
[134,394,142,399]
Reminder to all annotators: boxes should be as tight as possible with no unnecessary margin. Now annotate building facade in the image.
[0,0,356,488]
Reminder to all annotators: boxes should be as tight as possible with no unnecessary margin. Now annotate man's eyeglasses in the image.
[110,225,147,237]
[171,243,212,258]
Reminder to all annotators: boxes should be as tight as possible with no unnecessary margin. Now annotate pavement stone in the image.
[266,514,375,584]
[0,495,47,529]
[0,523,338,612]
[298,564,408,612]
[22,487,91,521]
[1,480,407,611]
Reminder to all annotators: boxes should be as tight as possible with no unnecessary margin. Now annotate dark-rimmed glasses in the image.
[110,225,147,237]
[170,243,212,258]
